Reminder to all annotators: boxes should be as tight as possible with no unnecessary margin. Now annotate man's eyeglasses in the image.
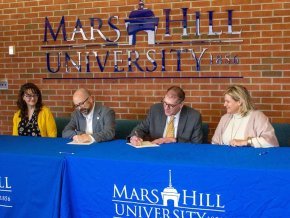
[161,99,181,109]
[74,97,89,109]
[24,94,39,99]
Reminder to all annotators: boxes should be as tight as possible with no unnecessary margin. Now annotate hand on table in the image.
[73,134,92,143]
[130,136,143,146]
[152,137,176,145]
[229,139,248,147]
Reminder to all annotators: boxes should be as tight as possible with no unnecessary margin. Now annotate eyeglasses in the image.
[161,99,181,109]
[24,94,39,99]
[74,97,89,109]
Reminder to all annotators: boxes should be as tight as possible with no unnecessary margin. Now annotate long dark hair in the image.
[17,83,43,119]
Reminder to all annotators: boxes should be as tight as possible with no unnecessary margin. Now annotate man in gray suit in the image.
[62,88,115,143]
[129,86,203,145]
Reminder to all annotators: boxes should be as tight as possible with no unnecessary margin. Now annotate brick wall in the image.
[0,0,289,139]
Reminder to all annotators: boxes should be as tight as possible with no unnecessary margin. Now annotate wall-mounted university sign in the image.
[42,0,242,76]
[112,170,225,218]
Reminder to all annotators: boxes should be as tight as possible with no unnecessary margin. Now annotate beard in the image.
[80,107,91,115]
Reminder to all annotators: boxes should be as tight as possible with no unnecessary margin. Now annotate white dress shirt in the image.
[163,110,181,138]
[83,103,95,142]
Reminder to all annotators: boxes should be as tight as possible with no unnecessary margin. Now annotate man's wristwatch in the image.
[247,137,252,146]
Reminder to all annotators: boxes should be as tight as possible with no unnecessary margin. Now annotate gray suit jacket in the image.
[62,103,115,142]
[128,103,203,143]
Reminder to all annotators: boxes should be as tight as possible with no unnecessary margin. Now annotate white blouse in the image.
[222,112,272,147]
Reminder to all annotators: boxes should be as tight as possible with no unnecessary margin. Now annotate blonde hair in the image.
[224,85,254,116]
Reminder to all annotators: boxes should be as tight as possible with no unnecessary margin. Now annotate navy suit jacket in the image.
[62,103,115,142]
[128,103,203,143]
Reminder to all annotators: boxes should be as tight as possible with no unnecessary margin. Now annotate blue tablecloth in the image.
[0,136,67,218]
[1,136,290,218]
[59,139,290,218]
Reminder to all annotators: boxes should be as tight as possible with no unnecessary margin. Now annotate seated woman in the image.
[13,83,57,137]
[212,85,279,148]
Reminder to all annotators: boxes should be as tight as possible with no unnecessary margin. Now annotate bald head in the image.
[73,88,94,115]
[73,88,91,101]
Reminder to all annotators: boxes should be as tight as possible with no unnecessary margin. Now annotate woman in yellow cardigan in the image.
[13,83,57,137]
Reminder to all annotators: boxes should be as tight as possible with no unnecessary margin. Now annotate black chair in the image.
[115,119,141,139]
[55,117,71,137]
[272,123,290,147]
[202,123,209,144]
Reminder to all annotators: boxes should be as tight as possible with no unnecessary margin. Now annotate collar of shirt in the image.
[163,110,181,138]
[83,103,95,137]
[233,113,243,119]
[83,102,95,121]
[166,110,181,124]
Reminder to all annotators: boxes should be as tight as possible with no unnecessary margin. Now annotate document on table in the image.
[67,141,94,145]
[127,141,159,148]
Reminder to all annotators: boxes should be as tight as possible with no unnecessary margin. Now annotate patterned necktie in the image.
[165,116,175,138]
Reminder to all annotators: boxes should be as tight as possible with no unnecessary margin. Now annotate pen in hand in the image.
[134,131,142,146]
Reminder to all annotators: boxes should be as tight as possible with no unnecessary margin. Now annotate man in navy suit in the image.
[62,88,115,143]
[129,86,203,145]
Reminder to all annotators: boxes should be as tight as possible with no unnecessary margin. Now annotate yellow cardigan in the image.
[13,106,57,137]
